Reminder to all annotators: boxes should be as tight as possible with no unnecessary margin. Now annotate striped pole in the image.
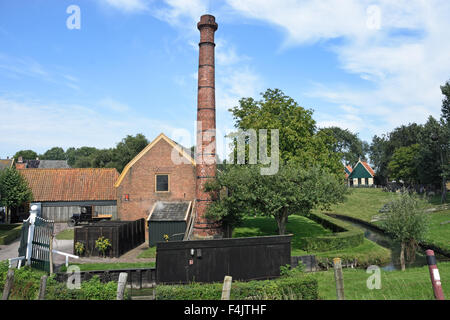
[426,250,445,300]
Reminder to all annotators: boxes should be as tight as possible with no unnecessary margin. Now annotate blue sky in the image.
[1,0,449,160]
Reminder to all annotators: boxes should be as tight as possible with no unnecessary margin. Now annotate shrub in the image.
[74,242,85,256]
[155,275,318,300]
[299,212,364,252]
[95,236,112,257]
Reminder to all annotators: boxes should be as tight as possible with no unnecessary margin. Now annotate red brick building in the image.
[114,133,197,233]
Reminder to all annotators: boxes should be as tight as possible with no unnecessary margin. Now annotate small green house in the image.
[347,160,375,187]
[147,201,192,246]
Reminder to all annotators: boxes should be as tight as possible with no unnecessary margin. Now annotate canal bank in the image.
[326,213,450,271]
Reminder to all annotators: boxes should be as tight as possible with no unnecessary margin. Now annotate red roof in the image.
[361,161,375,177]
[19,168,119,202]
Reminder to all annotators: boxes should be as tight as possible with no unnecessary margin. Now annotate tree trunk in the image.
[275,209,288,235]
[400,242,406,271]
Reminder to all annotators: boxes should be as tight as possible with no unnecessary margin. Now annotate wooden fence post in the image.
[49,234,54,275]
[221,276,232,300]
[38,275,48,300]
[333,258,345,300]
[117,272,128,300]
[1,269,15,300]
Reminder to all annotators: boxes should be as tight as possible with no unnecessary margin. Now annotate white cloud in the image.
[98,97,130,113]
[225,0,450,138]
[0,96,178,156]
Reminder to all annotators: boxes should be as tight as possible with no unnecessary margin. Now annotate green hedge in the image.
[0,260,121,300]
[299,212,364,252]
[0,224,22,245]
[155,275,318,300]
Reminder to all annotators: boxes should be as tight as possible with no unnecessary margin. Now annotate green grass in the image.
[233,215,391,265]
[55,229,74,240]
[425,210,450,251]
[0,224,22,245]
[137,246,157,259]
[59,261,155,272]
[314,261,450,300]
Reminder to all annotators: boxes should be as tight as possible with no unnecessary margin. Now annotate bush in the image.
[0,261,121,300]
[299,212,364,252]
[155,275,318,300]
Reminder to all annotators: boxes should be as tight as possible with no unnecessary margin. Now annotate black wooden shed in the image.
[147,201,192,246]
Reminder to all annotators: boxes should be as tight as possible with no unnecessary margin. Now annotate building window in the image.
[365,178,369,185]
[155,174,169,192]
[358,178,361,185]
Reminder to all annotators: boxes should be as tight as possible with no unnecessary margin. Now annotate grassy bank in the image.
[55,228,74,240]
[233,215,391,266]
[0,224,22,245]
[315,261,450,300]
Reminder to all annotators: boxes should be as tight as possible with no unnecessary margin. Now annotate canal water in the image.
[332,215,450,271]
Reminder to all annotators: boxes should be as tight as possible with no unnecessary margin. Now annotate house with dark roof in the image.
[17,168,119,223]
[347,160,375,187]
[15,157,70,169]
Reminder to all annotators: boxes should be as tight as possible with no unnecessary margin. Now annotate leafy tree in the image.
[380,193,429,271]
[66,147,99,167]
[13,150,38,162]
[206,163,348,236]
[204,165,259,237]
[387,144,420,186]
[229,89,343,176]
[441,80,450,123]
[319,126,369,167]
[0,167,33,223]
[112,134,149,173]
[40,147,66,160]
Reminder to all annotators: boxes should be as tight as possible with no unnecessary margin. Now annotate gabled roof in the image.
[19,168,119,202]
[344,165,353,178]
[0,159,14,171]
[361,161,375,177]
[114,133,196,188]
[348,160,375,179]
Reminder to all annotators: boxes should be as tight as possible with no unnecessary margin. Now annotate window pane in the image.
[156,175,169,192]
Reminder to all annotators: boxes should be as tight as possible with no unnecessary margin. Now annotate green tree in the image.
[441,80,450,123]
[387,144,421,186]
[319,126,369,167]
[40,147,66,160]
[66,147,99,167]
[112,134,149,173]
[380,193,429,271]
[206,163,348,236]
[229,89,343,176]
[0,167,33,224]
[204,165,259,237]
[13,150,38,162]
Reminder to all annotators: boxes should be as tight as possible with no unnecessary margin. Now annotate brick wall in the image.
[116,138,196,236]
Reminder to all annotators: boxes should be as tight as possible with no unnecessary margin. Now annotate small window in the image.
[365,178,369,185]
[156,174,169,192]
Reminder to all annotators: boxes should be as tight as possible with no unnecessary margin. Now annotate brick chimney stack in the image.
[193,15,221,239]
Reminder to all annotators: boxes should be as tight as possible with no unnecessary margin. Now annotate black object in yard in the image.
[156,235,292,284]
[74,219,145,258]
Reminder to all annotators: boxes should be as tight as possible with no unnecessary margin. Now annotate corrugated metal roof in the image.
[149,201,191,221]
[18,168,119,202]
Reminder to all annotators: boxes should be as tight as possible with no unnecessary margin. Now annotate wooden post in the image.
[37,275,48,300]
[49,234,54,275]
[333,258,345,300]
[1,269,15,300]
[221,276,232,300]
[426,250,445,300]
[117,272,128,300]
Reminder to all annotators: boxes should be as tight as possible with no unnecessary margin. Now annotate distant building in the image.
[0,158,14,171]
[347,160,375,187]
[15,157,70,169]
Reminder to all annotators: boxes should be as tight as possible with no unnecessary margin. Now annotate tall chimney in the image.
[193,15,221,239]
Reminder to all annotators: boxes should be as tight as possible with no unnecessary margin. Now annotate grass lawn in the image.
[314,261,450,300]
[55,229,74,240]
[59,261,155,272]
[0,224,22,245]
[233,215,391,265]
[425,210,450,251]
[137,246,157,259]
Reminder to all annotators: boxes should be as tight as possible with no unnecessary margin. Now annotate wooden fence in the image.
[74,219,145,258]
